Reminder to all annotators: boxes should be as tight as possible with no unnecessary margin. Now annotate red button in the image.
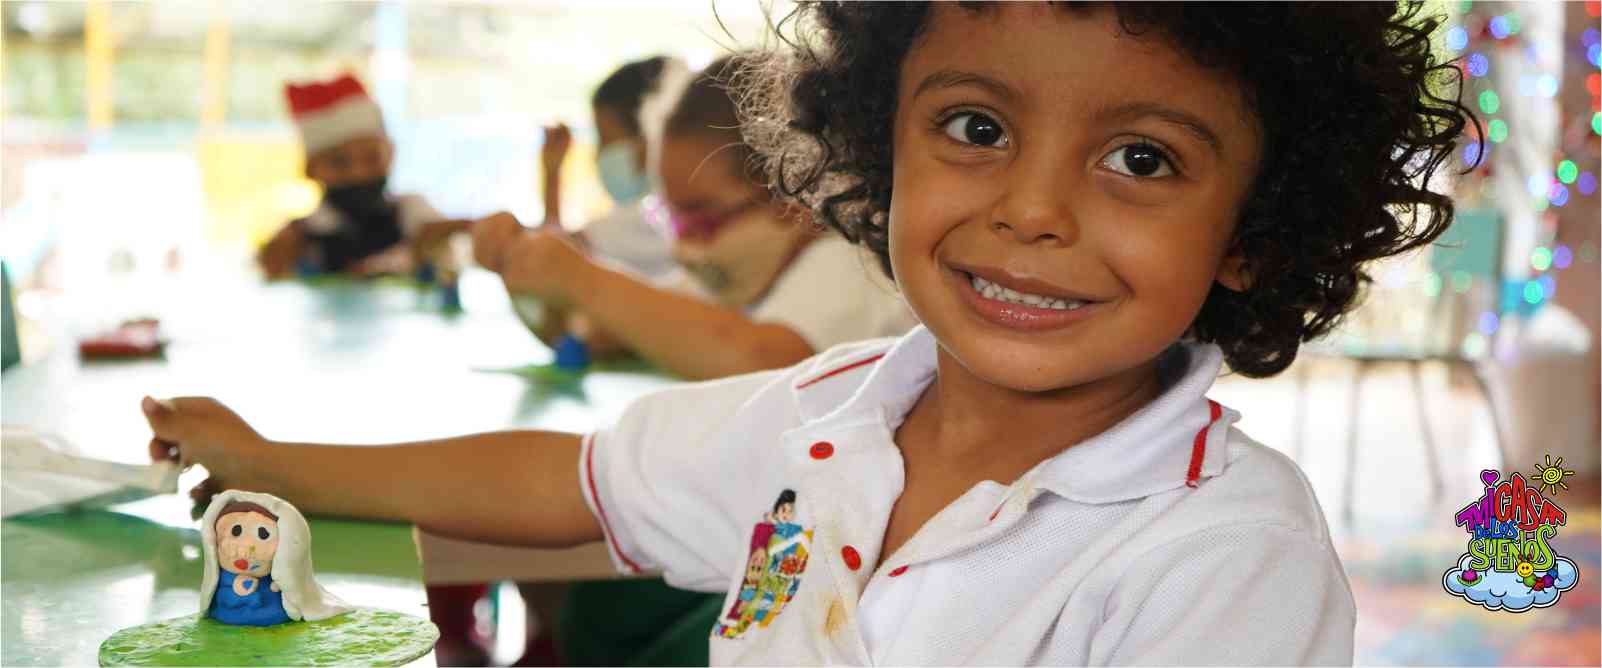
[888,565,908,577]
[809,441,835,459]
[841,546,862,571]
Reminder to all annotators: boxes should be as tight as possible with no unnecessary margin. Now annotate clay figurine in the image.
[199,490,352,626]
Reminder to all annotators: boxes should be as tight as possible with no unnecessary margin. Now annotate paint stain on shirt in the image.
[824,596,848,637]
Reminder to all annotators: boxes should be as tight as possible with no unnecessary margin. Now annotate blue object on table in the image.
[415,261,438,285]
[2,261,18,371]
[553,335,590,371]
[439,281,462,312]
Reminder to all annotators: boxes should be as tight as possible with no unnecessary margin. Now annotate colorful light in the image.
[1578,172,1598,195]
[1466,52,1489,77]
[1489,15,1511,39]
[1558,160,1579,184]
[1528,174,1551,197]
[1463,333,1488,358]
[1550,183,1570,207]
[1531,246,1553,271]
[1478,311,1500,335]
[1451,271,1473,294]
[1593,112,1600,136]
[1463,142,1483,167]
[1553,245,1574,269]
[1590,44,1602,68]
[1537,74,1559,98]
[1479,89,1500,114]
[1588,73,1601,97]
[1584,28,1600,47]
[1523,280,1545,304]
[1505,12,1522,34]
[1539,274,1556,297]
[1488,119,1509,143]
[1422,272,1443,298]
[1589,1,1601,19]
[1447,26,1470,51]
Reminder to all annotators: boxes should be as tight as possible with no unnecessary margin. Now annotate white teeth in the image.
[969,274,1087,310]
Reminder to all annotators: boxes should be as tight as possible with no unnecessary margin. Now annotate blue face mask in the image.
[596,140,651,204]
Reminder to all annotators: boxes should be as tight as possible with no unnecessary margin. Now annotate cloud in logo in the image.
[1442,553,1579,612]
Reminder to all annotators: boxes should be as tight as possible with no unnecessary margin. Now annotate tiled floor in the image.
[1212,356,1601,666]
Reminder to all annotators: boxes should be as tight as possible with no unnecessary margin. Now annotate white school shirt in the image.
[578,201,680,280]
[580,326,1355,666]
[746,236,917,352]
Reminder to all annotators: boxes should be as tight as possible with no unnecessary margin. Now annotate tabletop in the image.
[1,268,678,666]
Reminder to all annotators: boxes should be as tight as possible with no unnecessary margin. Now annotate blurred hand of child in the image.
[540,123,573,177]
[258,224,305,280]
[471,212,590,308]
[141,396,267,499]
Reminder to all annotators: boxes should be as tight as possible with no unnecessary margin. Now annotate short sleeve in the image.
[579,204,678,279]
[578,367,803,592]
[1094,523,1355,666]
[749,238,915,351]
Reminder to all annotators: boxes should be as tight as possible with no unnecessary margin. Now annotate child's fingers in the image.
[141,395,182,439]
[148,437,178,463]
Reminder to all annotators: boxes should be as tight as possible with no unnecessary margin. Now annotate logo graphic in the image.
[714,489,813,639]
[1442,460,1580,612]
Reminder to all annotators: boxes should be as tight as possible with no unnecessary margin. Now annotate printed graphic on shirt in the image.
[1442,457,1580,612]
[713,489,814,639]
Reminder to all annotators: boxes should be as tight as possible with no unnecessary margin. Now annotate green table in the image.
[1,270,678,666]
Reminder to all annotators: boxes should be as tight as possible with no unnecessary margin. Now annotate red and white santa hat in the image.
[284,74,386,156]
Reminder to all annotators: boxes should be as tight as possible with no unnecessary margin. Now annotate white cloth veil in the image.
[198,490,353,622]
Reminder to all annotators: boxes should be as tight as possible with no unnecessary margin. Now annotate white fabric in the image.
[579,202,679,280]
[299,193,442,238]
[579,326,1355,665]
[199,490,353,622]
[296,97,385,155]
[747,236,917,352]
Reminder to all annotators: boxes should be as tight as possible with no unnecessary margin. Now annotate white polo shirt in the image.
[580,326,1355,665]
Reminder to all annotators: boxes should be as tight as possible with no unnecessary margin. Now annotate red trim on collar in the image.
[584,434,643,574]
[1185,400,1223,489]
[795,353,885,390]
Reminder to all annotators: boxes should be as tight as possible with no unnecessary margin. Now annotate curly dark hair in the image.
[737,2,1479,377]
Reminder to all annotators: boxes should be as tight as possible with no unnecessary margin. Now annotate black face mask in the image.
[324,177,393,221]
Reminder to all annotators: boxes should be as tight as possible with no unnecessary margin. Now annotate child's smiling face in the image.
[889,4,1261,393]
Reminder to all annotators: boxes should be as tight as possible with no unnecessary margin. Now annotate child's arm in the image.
[472,213,815,380]
[540,123,572,227]
[140,396,601,548]
[257,222,307,280]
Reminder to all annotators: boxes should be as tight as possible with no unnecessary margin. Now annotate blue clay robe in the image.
[210,570,292,626]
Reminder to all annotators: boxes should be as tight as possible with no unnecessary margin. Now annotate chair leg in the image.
[1344,360,1367,524]
[1409,361,1446,501]
[1466,361,1510,469]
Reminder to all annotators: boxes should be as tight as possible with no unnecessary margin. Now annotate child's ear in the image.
[1215,249,1251,292]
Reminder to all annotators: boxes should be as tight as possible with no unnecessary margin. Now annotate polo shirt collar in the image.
[791,325,1238,504]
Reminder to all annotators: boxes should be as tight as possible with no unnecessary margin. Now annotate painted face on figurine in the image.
[216,507,280,577]
[773,502,795,525]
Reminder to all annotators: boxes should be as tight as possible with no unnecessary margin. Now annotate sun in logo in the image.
[1532,454,1575,496]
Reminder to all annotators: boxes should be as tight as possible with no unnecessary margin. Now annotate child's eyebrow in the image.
[1092,101,1223,157]
[912,69,1022,105]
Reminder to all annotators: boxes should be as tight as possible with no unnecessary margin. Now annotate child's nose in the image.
[992,152,1080,247]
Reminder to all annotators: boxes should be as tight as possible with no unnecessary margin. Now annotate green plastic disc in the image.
[99,608,437,666]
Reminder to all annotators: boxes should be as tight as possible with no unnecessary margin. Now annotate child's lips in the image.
[950,266,1103,332]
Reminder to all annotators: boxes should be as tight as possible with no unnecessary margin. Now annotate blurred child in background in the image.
[538,55,687,279]
[257,74,468,280]
[476,55,916,381]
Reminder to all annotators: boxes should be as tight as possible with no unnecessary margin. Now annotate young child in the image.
[143,3,1475,664]
[477,55,914,380]
[537,55,689,280]
[257,74,468,280]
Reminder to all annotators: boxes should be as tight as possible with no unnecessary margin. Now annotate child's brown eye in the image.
[1100,143,1174,178]
[941,112,1009,148]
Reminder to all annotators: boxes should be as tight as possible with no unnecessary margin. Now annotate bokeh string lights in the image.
[1436,0,1600,357]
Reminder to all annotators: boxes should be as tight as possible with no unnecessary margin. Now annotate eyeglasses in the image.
[644,193,769,242]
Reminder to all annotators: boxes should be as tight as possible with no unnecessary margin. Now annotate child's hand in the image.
[257,224,305,280]
[471,212,591,306]
[141,396,268,496]
[540,123,572,176]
